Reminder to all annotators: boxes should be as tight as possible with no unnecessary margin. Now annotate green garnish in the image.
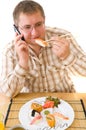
[46,96,60,107]
[44,110,50,115]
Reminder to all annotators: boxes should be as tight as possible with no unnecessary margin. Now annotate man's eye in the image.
[36,22,42,27]
[25,26,31,29]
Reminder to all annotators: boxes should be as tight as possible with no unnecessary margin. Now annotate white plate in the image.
[19,97,74,130]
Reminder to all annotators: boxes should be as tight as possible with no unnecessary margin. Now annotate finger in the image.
[15,34,24,42]
[53,44,60,50]
[52,47,62,57]
[53,41,63,47]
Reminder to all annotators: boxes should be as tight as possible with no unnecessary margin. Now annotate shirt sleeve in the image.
[60,33,86,76]
[0,42,37,98]
[46,26,86,76]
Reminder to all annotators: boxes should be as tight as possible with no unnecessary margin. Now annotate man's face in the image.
[18,11,45,45]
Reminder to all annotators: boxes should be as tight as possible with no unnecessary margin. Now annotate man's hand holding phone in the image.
[13,24,25,41]
[13,24,29,70]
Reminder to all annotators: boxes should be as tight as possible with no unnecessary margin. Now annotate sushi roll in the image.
[31,102,43,112]
[46,114,55,128]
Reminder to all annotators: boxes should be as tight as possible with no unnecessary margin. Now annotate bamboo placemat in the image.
[5,98,86,130]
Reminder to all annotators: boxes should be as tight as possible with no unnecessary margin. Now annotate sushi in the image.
[46,114,55,127]
[31,102,43,112]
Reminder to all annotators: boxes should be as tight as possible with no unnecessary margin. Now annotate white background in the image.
[0,0,86,92]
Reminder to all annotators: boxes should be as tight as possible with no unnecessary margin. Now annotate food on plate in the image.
[31,102,43,112]
[30,114,42,125]
[46,96,60,107]
[29,109,42,125]
[46,114,55,127]
[43,96,60,109]
[35,38,49,47]
[43,100,54,109]
[53,112,69,120]
[28,96,69,128]
[44,110,50,115]
[31,109,40,117]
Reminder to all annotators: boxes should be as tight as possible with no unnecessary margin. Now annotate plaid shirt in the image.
[0,27,86,97]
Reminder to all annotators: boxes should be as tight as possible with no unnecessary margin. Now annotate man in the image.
[0,0,86,98]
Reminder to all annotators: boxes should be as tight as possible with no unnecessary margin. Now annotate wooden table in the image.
[0,93,86,130]
[0,93,10,117]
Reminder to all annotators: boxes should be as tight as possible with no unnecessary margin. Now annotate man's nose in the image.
[30,27,38,36]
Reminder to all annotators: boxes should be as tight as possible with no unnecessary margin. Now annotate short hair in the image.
[13,0,45,25]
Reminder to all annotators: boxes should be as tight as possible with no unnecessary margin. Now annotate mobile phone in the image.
[13,24,25,41]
